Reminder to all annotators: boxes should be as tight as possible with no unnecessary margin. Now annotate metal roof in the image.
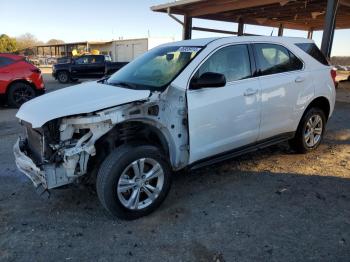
[151,0,350,30]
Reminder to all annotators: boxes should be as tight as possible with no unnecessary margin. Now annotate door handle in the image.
[295,76,305,83]
[244,88,258,96]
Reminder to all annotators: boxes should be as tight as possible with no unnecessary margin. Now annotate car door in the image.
[253,43,310,140]
[71,56,90,78]
[87,55,105,78]
[187,44,261,163]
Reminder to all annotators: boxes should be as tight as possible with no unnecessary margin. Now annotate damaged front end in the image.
[14,115,114,190]
[14,86,189,192]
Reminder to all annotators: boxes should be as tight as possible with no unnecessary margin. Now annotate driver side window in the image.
[75,56,89,64]
[196,44,252,82]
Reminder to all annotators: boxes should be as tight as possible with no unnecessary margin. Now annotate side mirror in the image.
[190,72,226,89]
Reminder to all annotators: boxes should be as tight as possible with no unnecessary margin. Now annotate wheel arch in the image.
[6,79,36,95]
[89,120,174,177]
[305,96,331,120]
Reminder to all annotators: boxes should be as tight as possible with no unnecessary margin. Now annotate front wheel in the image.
[289,107,326,153]
[96,144,172,220]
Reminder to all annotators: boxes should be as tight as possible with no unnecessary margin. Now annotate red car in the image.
[0,53,45,108]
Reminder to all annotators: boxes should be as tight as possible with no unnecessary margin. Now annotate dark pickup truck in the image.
[52,55,127,83]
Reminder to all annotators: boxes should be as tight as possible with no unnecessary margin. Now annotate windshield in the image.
[107,46,202,91]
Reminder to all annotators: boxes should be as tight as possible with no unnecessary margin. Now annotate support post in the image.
[238,18,244,36]
[307,29,314,39]
[321,0,339,57]
[278,23,284,36]
[183,15,192,40]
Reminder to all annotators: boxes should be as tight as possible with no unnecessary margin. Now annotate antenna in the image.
[270,28,274,36]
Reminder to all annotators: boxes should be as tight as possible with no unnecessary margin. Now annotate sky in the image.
[1,0,349,56]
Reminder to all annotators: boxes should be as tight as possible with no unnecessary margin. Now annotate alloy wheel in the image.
[117,158,164,210]
[304,114,323,147]
[12,86,34,105]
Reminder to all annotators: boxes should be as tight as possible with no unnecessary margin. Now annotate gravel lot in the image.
[1,71,350,262]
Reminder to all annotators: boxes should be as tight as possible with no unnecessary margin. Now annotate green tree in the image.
[0,34,17,52]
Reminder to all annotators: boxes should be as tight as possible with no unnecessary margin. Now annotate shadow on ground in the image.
[1,166,349,262]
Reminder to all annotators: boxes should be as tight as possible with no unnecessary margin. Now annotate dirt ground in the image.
[0,74,349,262]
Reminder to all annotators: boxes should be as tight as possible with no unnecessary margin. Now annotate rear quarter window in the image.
[295,43,329,66]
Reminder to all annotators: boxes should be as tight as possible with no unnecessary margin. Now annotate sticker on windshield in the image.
[178,47,201,53]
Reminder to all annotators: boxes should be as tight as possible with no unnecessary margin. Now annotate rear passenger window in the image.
[0,57,14,67]
[196,44,252,82]
[254,44,303,76]
[90,56,104,63]
[295,43,329,66]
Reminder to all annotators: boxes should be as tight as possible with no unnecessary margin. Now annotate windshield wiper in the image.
[97,76,110,84]
[107,81,136,89]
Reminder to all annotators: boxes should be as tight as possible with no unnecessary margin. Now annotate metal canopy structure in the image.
[35,41,112,57]
[151,0,350,57]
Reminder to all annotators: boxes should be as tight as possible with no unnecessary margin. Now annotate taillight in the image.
[31,68,41,74]
[330,69,337,86]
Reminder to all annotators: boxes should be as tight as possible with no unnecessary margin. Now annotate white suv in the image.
[14,36,336,219]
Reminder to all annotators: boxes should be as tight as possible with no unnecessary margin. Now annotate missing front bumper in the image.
[13,138,47,188]
[13,138,75,190]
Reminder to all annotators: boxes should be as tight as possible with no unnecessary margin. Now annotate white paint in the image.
[16,81,150,128]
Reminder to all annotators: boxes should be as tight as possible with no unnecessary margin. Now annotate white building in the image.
[90,37,174,62]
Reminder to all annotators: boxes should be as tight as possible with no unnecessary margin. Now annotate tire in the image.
[7,82,35,108]
[57,71,70,83]
[289,107,326,153]
[96,144,172,220]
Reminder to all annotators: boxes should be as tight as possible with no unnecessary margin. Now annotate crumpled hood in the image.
[16,81,151,128]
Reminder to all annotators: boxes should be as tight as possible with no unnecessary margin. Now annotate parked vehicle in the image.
[0,53,45,108]
[52,54,128,83]
[14,36,336,219]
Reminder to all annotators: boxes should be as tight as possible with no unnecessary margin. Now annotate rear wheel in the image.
[57,71,69,83]
[289,107,326,153]
[96,144,172,220]
[7,82,35,108]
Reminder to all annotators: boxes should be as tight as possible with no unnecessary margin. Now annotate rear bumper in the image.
[13,138,47,188]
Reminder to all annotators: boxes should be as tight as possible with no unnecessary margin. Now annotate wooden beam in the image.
[192,26,237,35]
[151,0,202,12]
[188,0,285,17]
[339,0,350,7]
[167,8,184,25]
[238,18,244,36]
[307,29,314,39]
[278,23,284,36]
[183,15,192,39]
[321,0,339,57]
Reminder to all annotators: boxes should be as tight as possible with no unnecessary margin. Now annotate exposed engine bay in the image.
[15,86,189,190]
